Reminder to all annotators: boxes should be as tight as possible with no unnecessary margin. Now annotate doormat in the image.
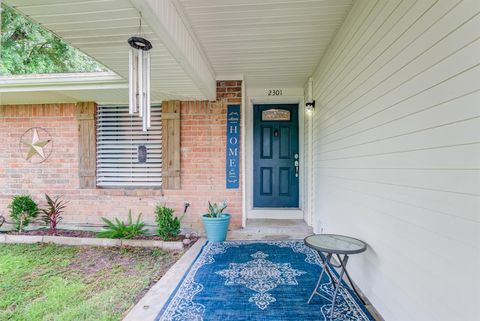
[156,240,375,321]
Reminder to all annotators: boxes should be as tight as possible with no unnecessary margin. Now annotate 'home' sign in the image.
[226,105,240,189]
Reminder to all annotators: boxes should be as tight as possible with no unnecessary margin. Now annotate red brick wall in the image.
[0,81,243,232]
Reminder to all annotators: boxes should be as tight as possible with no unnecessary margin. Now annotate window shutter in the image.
[162,100,181,189]
[76,102,97,189]
[96,105,162,188]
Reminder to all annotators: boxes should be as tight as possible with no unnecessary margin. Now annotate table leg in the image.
[330,254,349,319]
[336,253,367,306]
[308,253,331,304]
[321,252,338,289]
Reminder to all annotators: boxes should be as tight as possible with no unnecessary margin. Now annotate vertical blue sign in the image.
[226,105,240,189]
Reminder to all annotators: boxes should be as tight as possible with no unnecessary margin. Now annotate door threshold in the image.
[248,209,303,220]
[252,207,301,210]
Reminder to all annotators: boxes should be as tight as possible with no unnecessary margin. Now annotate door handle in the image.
[294,153,299,178]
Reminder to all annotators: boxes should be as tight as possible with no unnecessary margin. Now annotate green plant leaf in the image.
[97,211,148,239]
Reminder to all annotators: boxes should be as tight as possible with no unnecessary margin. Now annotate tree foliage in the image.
[1,5,106,75]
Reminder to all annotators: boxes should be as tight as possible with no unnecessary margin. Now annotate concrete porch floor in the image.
[229,219,314,240]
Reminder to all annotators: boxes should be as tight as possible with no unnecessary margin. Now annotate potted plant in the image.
[202,201,230,242]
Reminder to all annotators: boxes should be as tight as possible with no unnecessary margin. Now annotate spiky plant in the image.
[41,194,68,233]
[206,201,228,218]
[97,210,148,239]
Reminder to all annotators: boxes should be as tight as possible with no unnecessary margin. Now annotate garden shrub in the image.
[8,195,39,232]
[155,205,181,241]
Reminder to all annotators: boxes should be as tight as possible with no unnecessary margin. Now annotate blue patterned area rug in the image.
[156,240,375,321]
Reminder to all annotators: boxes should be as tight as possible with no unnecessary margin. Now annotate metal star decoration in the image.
[22,128,51,160]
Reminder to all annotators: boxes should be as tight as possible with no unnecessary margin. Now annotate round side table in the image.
[304,234,367,319]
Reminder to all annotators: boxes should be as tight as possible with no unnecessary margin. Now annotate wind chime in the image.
[128,13,153,131]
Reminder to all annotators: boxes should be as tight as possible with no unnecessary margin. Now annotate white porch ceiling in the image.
[177,0,353,87]
[3,0,353,101]
[4,0,216,101]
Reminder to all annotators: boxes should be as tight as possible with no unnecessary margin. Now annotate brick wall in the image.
[0,81,243,232]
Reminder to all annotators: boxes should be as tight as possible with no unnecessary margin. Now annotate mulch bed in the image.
[6,229,198,245]
[8,229,97,238]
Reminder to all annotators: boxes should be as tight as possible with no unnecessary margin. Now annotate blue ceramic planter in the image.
[202,213,230,242]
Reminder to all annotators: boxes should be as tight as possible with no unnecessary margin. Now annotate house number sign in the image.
[266,89,283,96]
[226,105,240,189]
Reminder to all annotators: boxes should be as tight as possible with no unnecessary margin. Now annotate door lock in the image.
[294,153,299,177]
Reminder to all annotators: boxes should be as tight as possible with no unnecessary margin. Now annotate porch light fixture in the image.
[128,12,153,131]
[306,77,315,113]
[306,101,315,113]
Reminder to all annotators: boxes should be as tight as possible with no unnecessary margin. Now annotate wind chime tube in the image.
[137,49,143,118]
[132,50,138,113]
[128,48,134,114]
[142,51,148,131]
[146,51,151,129]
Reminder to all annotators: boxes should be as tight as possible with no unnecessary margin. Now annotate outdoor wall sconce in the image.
[305,77,315,114]
[306,100,315,113]
[128,13,153,131]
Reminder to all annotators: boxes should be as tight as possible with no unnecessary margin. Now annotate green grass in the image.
[0,243,180,321]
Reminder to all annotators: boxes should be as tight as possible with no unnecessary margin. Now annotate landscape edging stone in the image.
[0,234,183,250]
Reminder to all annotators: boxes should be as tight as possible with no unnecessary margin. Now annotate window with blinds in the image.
[96,105,162,188]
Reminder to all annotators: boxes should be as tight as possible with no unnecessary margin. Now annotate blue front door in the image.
[253,104,299,208]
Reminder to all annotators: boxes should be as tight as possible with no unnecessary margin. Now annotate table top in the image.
[304,234,367,255]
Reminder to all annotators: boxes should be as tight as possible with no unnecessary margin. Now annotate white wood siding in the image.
[310,1,480,321]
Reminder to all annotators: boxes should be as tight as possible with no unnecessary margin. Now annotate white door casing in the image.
[244,87,312,222]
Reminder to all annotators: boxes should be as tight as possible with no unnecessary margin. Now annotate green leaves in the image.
[40,194,68,233]
[97,210,148,239]
[206,201,228,218]
[8,195,39,232]
[0,5,106,75]
[155,205,181,241]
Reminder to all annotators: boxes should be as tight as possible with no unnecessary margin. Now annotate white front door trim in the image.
[245,90,307,221]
